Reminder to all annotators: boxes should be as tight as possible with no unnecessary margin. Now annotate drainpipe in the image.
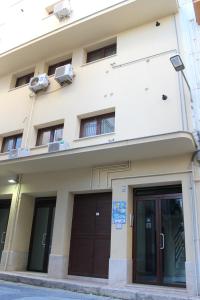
[24,94,36,149]
[4,174,23,271]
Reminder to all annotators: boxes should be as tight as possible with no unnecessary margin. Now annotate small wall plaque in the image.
[112,201,126,226]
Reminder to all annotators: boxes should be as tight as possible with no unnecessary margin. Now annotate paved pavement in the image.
[0,280,116,300]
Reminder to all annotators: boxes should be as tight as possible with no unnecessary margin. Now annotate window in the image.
[86,43,116,63]
[48,9,54,15]
[80,113,115,138]
[45,5,53,15]
[15,72,34,88]
[48,59,72,76]
[1,134,22,153]
[36,124,64,146]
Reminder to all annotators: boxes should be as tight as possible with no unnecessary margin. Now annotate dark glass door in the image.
[161,197,186,285]
[0,200,11,261]
[27,198,56,273]
[133,187,186,287]
[134,199,157,283]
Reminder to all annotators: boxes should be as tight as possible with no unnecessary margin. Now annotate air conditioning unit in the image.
[8,148,30,159]
[29,74,49,93]
[18,148,30,157]
[54,64,73,85]
[8,149,18,159]
[54,0,71,20]
[48,140,69,153]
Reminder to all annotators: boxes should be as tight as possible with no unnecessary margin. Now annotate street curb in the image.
[0,272,197,300]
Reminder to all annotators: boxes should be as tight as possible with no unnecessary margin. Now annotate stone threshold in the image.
[0,271,198,300]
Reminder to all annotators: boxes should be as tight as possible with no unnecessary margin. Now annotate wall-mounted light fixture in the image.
[8,175,19,184]
[170,55,185,72]
[170,54,190,91]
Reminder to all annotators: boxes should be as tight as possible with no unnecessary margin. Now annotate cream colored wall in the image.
[0,0,124,53]
[0,16,192,159]
[0,84,31,139]
[0,154,196,287]
[0,155,192,233]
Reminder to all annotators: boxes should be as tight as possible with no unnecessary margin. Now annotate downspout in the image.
[24,94,36,149]
[173,15,189,131]
[4,174,23,271]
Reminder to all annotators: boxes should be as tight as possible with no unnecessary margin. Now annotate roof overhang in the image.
[0,0,179,76]
[0,132,196,178]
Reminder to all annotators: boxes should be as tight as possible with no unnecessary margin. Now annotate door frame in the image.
[0,200,11,260]
[27,197,56,273]
[132,186,185,287]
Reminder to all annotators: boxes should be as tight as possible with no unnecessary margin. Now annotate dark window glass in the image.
[1,134,22,153]
[15,73,34,88]
[36,124,64,146]
[80,113,115,138]
[48,59,72,76]
[87,44,116,63]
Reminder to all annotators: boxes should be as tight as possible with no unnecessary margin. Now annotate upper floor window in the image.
[86,43,116,63]
[80,113,115,138]
[48,58,72,76]
[45,4,54,16]
[15,72,34,88]
[36,124,64,146]
[1,134,22,153]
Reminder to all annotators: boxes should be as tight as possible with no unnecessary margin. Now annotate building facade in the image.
[0,0,200,297]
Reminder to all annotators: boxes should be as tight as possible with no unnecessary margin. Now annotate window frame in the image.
[47,58,72,76]
[1,134,23,153]
[86,43,117,63]
[15,72,34,88]
[80,112,115,138]
[48,10,54,15]
[36,124,64,146]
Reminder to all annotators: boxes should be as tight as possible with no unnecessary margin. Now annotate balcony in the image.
[0,0,178,77]
[0,131,196,177]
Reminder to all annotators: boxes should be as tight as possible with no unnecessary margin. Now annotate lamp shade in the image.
[170,55,185,71]
[8,175,19,184]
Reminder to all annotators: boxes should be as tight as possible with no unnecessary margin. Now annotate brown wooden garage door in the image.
[68,193,112,278]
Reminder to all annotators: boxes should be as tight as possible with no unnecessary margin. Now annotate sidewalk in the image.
[0,271,198,300]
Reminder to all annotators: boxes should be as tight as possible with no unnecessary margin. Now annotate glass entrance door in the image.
[0,200,11,260]
[133,188,186,287]
[27,198,56,273]
[161,197,185,285]
[134,199,157,283]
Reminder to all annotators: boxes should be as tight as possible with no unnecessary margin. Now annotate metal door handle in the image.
[42,233,47,247]
[160,233,165,250]
[129,214,134,227]
[1,232,6,244]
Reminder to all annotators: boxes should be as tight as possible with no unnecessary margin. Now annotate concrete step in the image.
[0,271,198,300]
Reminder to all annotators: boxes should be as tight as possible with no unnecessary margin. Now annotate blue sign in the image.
[112,201,126,224]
